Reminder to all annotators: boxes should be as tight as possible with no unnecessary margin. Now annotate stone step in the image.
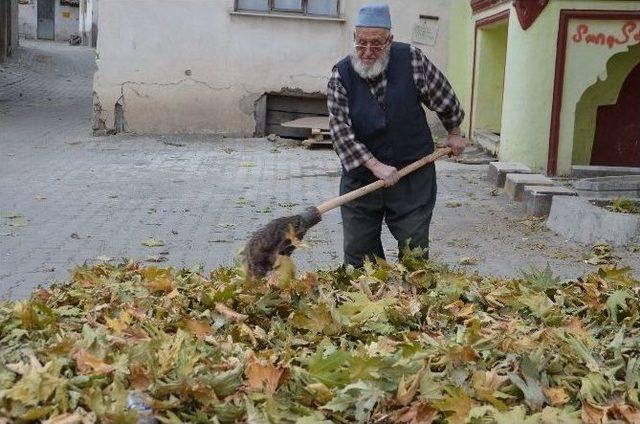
[574,175,640,198]
[523,185,577,217]
[488,162,533,188]
[572,165,640,178]
[504,173,554,201]
[473,129,500,156]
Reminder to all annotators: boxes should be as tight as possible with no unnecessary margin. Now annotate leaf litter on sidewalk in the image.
[1,249,639,423]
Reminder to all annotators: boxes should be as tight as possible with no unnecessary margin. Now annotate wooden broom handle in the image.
[316,148,452,214]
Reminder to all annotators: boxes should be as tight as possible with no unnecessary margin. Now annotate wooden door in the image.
[591,62,640,167]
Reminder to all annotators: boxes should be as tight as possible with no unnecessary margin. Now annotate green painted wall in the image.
[473,22,508,134]
[498,3,558,172]
[448,0,640,174]
[573,43,640,165]
[446,0,473,137]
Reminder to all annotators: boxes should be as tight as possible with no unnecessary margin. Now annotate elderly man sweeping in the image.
[327,3,468,268]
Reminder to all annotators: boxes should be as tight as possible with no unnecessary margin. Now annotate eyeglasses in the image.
[354,37,390,52]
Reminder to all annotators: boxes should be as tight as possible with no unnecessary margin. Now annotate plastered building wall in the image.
[93,0,453,135]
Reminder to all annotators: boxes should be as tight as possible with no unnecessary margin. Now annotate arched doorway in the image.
[590,61,640,166]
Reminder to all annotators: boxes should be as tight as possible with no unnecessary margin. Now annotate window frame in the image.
[234,0,341,18]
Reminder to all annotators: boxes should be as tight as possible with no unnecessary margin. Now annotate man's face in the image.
[354,27,392,68]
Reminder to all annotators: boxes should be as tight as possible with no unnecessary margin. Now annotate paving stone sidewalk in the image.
[2,40,639,300]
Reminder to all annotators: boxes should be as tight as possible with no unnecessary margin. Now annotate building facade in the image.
[92,0,453,137]
[448,0,640,175]
[18,0,79,42]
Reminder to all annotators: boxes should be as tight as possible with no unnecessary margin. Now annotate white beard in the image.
[350,49,390,80]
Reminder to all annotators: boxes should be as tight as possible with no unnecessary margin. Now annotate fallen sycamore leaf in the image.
[215,302,248,323]
[244,355,285,393]
[182,318,214,338]
[582,402,607,424]
[43,413,84,424]
[72,349,113,375]
[141,238,165,247]
[393,402,438,424]
[543,386,570,407]
[1,253,640,422]
[129,364,153,390]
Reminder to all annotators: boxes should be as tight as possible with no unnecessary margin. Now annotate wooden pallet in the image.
[302,128,332,149]
[280,116,332,149]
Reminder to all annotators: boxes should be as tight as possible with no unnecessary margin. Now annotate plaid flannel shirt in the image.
[327,45,465,172]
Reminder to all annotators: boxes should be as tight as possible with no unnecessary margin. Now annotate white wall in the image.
[18,0,37,39]
[19,0,79,41]
[79,0,97,45]
[55,2,79,41]
[93,0,453,135]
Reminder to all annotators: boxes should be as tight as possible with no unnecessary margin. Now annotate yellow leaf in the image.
[434,387,474,424]
[140,266,176,293]
[543,386,569,407]
[273,255,296,288]
[307,383,333,404]
[105,310,132,336]
[145,276,175,293]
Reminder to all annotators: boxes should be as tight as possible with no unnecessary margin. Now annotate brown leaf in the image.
[610,404,640,424]
[397,368,426,407]
[298,271,319,290]
[182,318,214,338]
[563,317,592,341]
[215,303,248,323]
[582,402,607,424]
[130,364,153,390]
[444,301,475,321]
[543,386,569,407]
[245,355,284,393]
[450,345,478,365]
[73,349,114,375]
[394,402,438,424]
[472,370,508,392]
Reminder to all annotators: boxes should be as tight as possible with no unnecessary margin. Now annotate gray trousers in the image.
[340,164,437,268]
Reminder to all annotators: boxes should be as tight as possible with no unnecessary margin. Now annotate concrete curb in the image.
[546,196,640,246]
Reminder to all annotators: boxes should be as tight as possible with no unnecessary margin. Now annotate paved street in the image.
[1,40,638,300]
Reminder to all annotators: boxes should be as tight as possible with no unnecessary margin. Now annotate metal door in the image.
[37,0,55,40]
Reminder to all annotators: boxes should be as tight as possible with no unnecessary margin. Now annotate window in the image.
[236,0,340,17]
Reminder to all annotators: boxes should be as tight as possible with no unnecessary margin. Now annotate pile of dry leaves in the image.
[1,250,639,423]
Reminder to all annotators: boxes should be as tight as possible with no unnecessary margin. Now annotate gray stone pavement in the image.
[1,40,639,300]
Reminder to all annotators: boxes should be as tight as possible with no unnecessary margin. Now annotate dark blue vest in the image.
[336,42,434,181]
